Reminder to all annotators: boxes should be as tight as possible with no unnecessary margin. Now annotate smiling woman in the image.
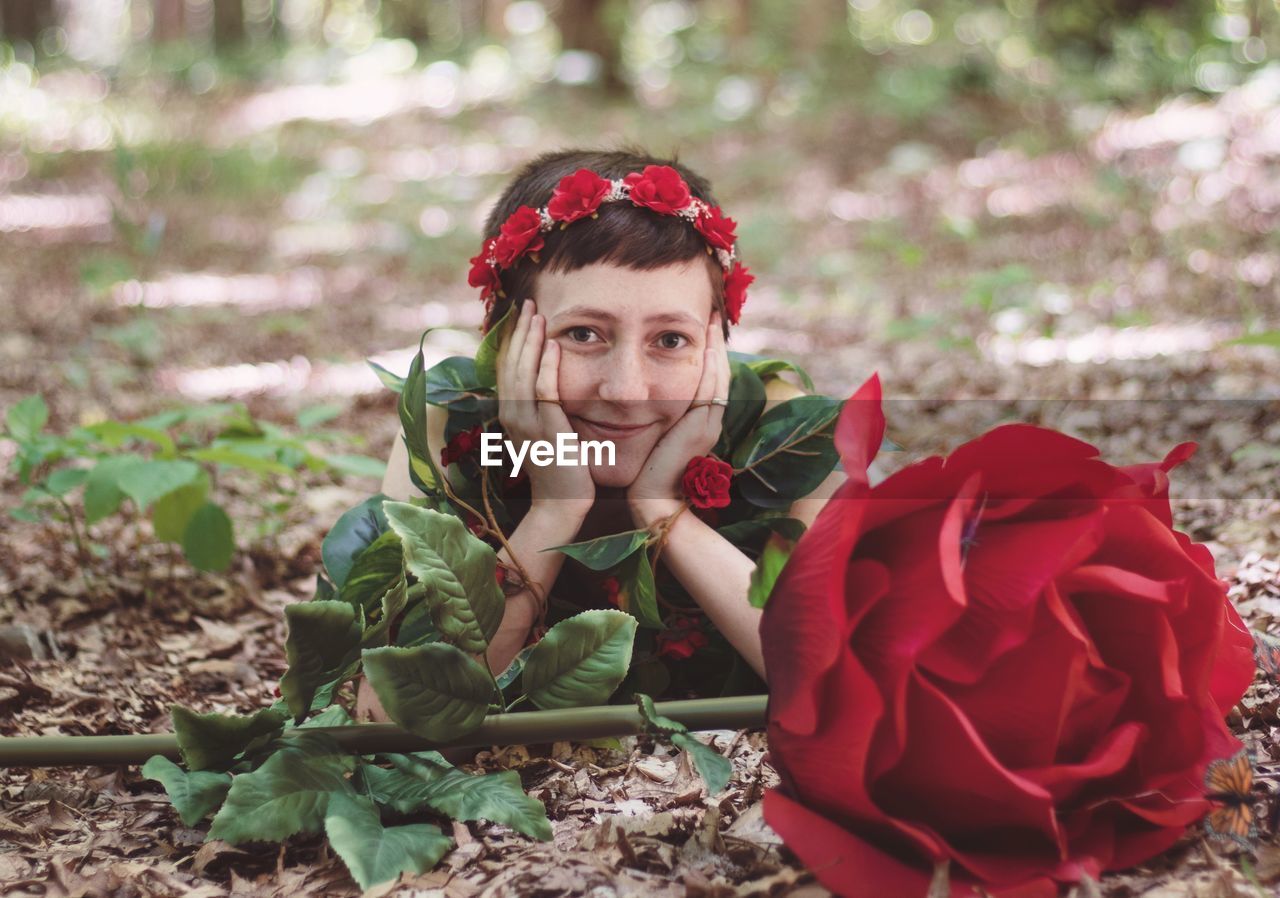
[362,148,851,720]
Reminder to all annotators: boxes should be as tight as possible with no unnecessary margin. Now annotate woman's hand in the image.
[497,300,595,513]
[627,316,731,528]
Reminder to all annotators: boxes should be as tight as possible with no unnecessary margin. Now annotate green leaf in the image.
[423,357,489,411]
[548,529,648,571]
[732,396,842,508]
[83,454,145,525]
[671,732,732,795]
[618,551,664,629]
[715,516,806,550]
[522,610,637,710]
[79,420,176,455]
[635,693,688,735]
[727,351,816,391]
[383,502,503,653]
[367,359,406,395]
[322,494,392,591]
[323,453,387,480]
[362,644,495,742]
[747,533,794,609]
[141,755,231,826]
[362,754,553,841]
[361,571,410,649]
[473,305,514,390]
[115,459,203,513]
[340,529,404,614]
[298,705,355,728]
[44,466,90,497]
[713,362,767,459]
[634,695,732,795]
[185,446,294,476]
[5,395,48,443]
[182,502,235,572]
[208,736,354,844]
[325,791,452,891]
[152,474,210,543]
[1224,331,1280,348]
[280,601,363,720]
[398,334,443,494]
[171,706,287,771]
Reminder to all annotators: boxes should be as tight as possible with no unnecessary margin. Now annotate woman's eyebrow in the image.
[552,306,702,327]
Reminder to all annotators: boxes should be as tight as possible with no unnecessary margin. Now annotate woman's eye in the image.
[567,326,599,344]
[657,332,689,350]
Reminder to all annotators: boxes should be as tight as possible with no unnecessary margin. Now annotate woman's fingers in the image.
[535,337,561,407]
[499,300,532,396]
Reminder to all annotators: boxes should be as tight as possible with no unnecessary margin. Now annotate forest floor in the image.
[1,50,1279,897]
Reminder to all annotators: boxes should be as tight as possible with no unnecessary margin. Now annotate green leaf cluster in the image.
[1,394,385,578]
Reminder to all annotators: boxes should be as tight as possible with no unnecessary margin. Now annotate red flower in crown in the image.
[723,262,753,326]
[694,205,738,252]
[468,236,502,296]
[547,169,612,224]
[623,165,692,215]
[493,205,545,267]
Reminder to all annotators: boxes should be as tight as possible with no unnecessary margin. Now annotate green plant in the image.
[141,485,730,891]
[2,396,384,594]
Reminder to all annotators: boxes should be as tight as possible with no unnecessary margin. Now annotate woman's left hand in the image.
[627,316,731,527]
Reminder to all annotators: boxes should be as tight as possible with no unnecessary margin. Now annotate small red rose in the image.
[682,455,732,509]
[547,169,611,224]
[694,205,738,251]
[493,205,545,267]
[623,165,692,215]
[441,425,484,468]
[656,617,709,660]
[723,262,753,326]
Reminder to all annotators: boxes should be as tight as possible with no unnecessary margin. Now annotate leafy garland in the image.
[137,320,863,891]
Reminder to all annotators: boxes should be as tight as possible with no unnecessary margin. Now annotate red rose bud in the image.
[759,373,1257,898]
[495,566,507,586]
[441,425,484,468]
[493,205,545,267]
[682,455,733,509]
[547,169,611,224]
[722,262,753,326]
[272,685,281,697]
[622,164,692,215]
[602,576,622,609]
[694,205,738,251]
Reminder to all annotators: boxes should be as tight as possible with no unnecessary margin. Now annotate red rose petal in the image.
[1019,721,1143,803]
[833,373,885,486]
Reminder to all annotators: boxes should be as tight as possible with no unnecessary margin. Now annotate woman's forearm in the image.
[631,499,766,682]
[480,500,591,679]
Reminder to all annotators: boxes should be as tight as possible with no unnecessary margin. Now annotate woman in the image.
[361,148,849,719]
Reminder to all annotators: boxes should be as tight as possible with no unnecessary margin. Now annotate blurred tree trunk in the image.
[153,0,187,43]
[554,0,625,95]
[483,0,509,40]
[0,0,55,43]
[213,0,245,48]
[383,0,431,44]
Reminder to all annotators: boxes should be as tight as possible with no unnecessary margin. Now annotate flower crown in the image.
[468,165,754,332]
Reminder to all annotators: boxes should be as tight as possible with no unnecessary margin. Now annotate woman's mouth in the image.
[571,416,655,440]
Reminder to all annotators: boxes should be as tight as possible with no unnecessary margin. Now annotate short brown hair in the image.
[480,146,730,339]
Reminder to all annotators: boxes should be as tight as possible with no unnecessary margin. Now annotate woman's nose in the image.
[597,346,650,402]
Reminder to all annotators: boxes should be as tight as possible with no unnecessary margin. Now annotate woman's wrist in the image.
[628,495,683,530]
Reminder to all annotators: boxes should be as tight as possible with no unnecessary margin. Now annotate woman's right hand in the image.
[496,300,595,512]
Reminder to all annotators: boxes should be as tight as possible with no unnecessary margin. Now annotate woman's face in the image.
[534,259,716,489]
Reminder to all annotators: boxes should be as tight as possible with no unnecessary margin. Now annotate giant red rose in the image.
[759,374,1256,897]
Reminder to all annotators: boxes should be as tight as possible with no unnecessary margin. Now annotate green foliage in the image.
[522,610,638,710]
[324,792,453,890]
[0,394,384,579]
[140,756,231,826]
[171,706,288,772]
[747,533,795,609]
[279,601,363,720]
[635,694,732,795]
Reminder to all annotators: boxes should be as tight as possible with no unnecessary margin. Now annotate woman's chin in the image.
[589,464,639,490]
